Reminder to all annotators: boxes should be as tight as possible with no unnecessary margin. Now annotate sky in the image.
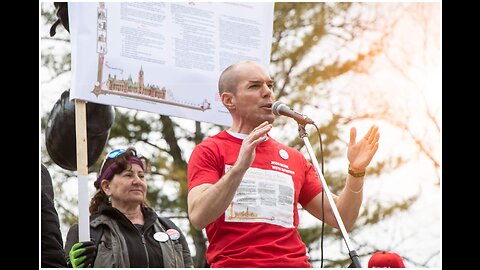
[40,2,441,268]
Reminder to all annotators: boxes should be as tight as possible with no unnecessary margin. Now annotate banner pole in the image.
[75,99,90,241]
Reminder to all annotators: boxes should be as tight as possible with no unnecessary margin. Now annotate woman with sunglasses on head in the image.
[64,147,193,268]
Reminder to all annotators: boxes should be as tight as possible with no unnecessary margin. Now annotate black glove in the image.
[68,241,96,268]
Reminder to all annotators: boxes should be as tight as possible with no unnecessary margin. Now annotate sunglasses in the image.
[99,148,137,174]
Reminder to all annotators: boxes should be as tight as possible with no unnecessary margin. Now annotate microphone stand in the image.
[297,123,362,268]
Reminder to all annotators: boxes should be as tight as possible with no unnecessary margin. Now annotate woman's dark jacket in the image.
[65,205,193,267]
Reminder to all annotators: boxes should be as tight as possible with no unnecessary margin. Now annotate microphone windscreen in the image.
[272,101,284,116]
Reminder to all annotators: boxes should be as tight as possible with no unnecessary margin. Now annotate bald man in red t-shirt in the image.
[187,60,380,267]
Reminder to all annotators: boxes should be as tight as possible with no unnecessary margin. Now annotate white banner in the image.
[69,2,274,126]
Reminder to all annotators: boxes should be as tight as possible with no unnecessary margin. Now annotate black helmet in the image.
[45,90,115,171]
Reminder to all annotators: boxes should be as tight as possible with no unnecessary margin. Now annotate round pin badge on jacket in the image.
[166,229,181,241]
[154,232,169,242]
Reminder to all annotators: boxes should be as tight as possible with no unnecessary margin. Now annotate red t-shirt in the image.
[188,130,323,267]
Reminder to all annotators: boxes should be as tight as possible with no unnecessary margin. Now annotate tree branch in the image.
[41,36,71,42]
[138,139,169,154]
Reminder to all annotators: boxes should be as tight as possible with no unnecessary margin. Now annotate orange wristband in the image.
[348,164,366,177]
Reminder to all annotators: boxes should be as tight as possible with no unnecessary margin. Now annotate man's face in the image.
[231,63,275,126]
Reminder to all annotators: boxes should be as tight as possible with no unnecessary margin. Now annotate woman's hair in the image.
[89,147,151,215]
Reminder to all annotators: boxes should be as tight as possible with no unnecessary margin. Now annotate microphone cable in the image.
[313,123,325,268]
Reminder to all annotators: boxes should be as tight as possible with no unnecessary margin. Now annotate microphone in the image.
[272,101,315,125]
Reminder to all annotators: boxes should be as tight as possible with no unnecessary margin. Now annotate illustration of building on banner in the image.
[91,2,211,112]
[105,67,166,100]
[97,66,211,111]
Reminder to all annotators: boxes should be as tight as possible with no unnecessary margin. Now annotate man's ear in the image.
[221,92,236,111]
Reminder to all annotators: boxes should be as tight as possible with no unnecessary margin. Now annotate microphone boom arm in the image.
[297,123,362,268]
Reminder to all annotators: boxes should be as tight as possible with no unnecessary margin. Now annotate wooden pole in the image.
[75,99,90,241]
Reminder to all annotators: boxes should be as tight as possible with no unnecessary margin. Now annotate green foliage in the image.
[272,3,355,101]
[109,109,154,142]
[359,192,420,226]
[41,3,57,23]
[41,53,71,78]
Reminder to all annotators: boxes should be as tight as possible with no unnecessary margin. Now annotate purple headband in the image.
[95,156,144,188]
